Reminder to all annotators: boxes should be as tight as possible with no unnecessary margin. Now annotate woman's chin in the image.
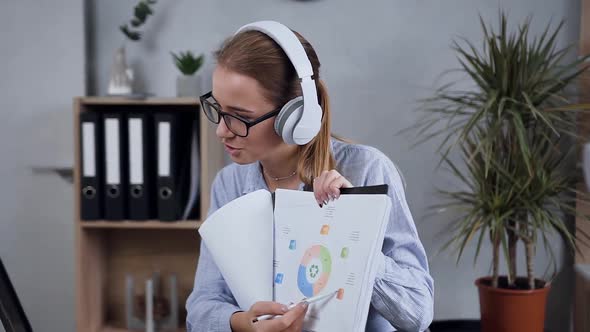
[228,153,254,165]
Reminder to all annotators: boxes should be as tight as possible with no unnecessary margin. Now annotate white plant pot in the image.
[176,75,202,97]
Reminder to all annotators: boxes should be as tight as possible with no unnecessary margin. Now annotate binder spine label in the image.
[129,118,144,185]
[105,118,121,185]
[82,122,96,177]
[158,122,171,177]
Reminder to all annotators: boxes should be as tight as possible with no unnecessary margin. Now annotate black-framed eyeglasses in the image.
[200,91,281,137]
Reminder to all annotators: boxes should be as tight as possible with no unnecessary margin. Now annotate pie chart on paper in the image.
[298,245,332,297]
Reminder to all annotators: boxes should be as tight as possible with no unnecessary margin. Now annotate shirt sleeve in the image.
[364,154,434,332]
[185,172,242,332]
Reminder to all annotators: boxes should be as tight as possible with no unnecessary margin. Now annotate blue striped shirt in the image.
[186,138,434,331]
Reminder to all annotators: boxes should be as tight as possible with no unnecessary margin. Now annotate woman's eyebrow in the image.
[210,93,254,114]
[226,105,254,114]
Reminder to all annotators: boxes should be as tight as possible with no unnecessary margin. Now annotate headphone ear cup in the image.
[274,96,304,145]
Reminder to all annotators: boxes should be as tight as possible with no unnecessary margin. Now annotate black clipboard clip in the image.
[339,184,388,195]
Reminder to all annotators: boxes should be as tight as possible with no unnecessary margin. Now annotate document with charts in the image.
[198,186,391,332]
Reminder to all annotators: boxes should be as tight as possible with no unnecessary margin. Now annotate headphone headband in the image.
[236,21,314,80]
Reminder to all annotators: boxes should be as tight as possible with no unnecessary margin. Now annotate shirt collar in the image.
[241,161,266,195]
[240,138,336,195]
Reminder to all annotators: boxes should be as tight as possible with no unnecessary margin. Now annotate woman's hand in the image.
[313,170,353,206]
[230,301,308,332]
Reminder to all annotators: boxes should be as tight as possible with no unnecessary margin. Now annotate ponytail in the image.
[297,79,337,186]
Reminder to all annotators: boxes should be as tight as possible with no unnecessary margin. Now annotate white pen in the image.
[252,290,338,323]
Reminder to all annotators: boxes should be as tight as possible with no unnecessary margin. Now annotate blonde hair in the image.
[216,29,341,187]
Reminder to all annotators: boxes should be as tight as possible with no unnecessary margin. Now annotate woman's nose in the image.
[216,117,234,138]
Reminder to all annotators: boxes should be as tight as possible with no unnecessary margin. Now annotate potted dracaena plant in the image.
[171,51,205,97]
[403,12,590,332]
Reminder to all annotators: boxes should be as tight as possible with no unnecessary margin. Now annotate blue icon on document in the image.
[275,273,284,284]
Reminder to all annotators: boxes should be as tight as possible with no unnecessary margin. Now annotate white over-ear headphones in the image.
[235,21,323,145]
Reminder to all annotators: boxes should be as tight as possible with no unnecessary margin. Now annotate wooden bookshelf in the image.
[73,97,224,332]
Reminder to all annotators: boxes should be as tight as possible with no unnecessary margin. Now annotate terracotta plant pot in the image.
[475,276,551,332]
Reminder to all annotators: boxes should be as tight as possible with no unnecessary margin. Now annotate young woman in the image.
[186,21,434,332]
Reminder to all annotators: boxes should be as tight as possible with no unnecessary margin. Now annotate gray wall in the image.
[0,1,85,332]
[88,0,581,330]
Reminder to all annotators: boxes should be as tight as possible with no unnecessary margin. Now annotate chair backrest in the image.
[0,257,32,332]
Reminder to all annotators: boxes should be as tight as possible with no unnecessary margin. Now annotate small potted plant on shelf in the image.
[404,11,590,332]
[107,0,157,96]
[171,51,205,97]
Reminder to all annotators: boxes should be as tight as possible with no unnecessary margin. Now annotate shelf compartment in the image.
[77,229,199,331]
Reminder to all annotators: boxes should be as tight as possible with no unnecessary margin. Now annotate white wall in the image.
[0,1,85,331]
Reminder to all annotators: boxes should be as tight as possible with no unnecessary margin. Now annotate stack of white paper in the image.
[198,190,275,309]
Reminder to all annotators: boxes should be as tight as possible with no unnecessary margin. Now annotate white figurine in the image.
[107,47,134,95]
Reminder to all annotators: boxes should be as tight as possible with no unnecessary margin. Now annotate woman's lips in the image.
[224,144,241,156]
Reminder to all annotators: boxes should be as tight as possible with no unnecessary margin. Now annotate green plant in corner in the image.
[402,10,590,296]
[171,51,205,76]
[120,0,157,42]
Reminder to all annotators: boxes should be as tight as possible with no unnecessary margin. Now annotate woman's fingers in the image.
[285,302,307,331]
[250,301,289,317]
[313,170,353,206]
[314,170,339,204]
[312,171,328,205]
[256,302,307,332]
[326,174,353,200]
